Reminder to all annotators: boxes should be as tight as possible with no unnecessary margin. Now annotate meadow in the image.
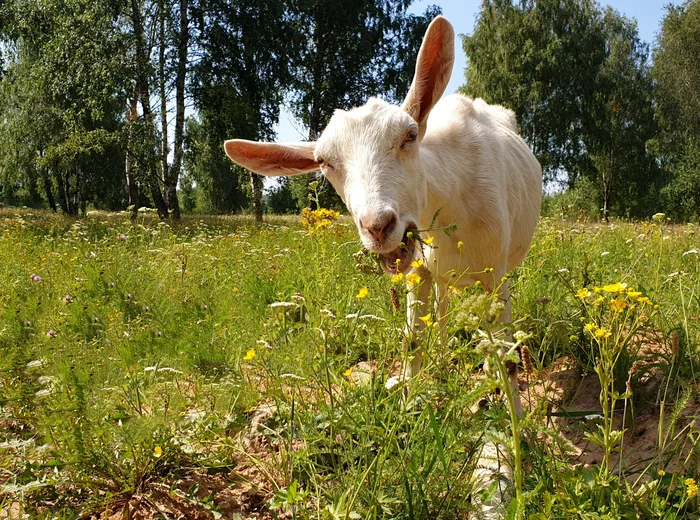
[1,206,699,519]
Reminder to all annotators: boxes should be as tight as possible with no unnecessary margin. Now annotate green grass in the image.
[1,207,699,519]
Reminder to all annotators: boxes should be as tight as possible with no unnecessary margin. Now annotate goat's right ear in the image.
[224,140,320,176]
[401,16,455,139]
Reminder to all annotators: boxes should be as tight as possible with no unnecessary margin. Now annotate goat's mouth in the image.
[378,226,417,274]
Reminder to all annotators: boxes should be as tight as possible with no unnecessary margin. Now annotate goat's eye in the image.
[317,158,333,169]
[402,131,418,149]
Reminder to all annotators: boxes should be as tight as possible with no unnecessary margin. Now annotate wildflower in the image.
[391,272,404,283]
[658,470,666,477]
[419,313,437,328]
[320,308,336,319]
[30,274,41,282]
[410,259,424,269]
[584,323,595,332]
[602,282,627,294]
[638,296,652,304]
[576,288,591,299]
[652,213,666,222]
[119,234,127,240]
[627,290,642,300]
[243,349,256,361]
[62,295,72,303]
[153,446,163,458]
[406,273,422,286]
[343,368,352,377]
[423,236,434,245]
[609,299,627,312]
[594,327,612,339]
[356,287,369,299]
[686,478,698,498]
[457,241,464,249]
[594,297,605,306]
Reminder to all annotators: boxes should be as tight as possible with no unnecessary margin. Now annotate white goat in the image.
[224,17,541,396]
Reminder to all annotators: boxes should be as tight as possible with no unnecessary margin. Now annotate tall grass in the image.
[1,207,698,518]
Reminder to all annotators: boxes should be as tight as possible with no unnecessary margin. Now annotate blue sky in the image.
[274,0,678,143]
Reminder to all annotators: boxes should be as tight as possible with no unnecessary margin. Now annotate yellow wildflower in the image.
[609,299,627,312]
[658,470,666,477]
[686,478,698,498]
[594,327,612,339]
[410,259,424,269]
[457,241,464,249]
[343,368,352,377]
[153,446,163,458]
[419,313,434,327]
[391,272,404,283]
[584,323,595,332]
[576,288,591,299]
[594,296,605,306]
[627,290,642,300]
[638,296,652,304]
[406,273,422,286]
[243,349,256,361]
[356,287,369,299]
[602,282,628,294]
[423,236,434,245]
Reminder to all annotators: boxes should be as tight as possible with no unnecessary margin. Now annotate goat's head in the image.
[223,16,454,274]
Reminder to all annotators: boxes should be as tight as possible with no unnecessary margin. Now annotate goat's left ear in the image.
[224,140,320,177]
[401,16,454,139]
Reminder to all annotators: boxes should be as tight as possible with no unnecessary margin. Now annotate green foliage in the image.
[653,0,700,221]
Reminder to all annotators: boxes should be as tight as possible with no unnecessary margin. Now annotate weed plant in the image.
[0,207,699,519]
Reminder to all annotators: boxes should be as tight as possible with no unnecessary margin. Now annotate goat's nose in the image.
[359,212,397,243]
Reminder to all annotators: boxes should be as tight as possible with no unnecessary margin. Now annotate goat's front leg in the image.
[483,273,523,417]
[402,266,434,379]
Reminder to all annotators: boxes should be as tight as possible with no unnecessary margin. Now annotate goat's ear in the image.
[224,140,319,176]
[401,16,454,139]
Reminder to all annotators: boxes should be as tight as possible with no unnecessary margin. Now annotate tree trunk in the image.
[158,0,170,208]
[167,0,188,220]
[250,173,263,223]
[125,86,140,219]
[131,0,168,219]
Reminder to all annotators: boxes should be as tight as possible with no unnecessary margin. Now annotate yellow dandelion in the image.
[410,259,424,269]
[609,298,627,312]
[576,288,591,299]
[406,273,422,286]
[391,272,404,283]
[243,349,256,361]
[153,446,163,458]
[356,287,369,299]
[423,236,434,245]
[602,282,628,294]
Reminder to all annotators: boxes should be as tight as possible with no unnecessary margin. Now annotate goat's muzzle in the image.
[378,226,417,274]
